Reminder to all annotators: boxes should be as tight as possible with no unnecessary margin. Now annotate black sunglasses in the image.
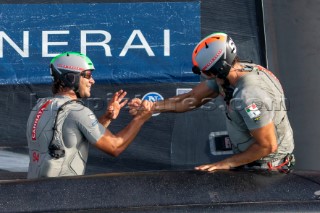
[80,70,93,79]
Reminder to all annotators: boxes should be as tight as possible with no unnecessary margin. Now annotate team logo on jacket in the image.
[88,113,98,126]
[142,92,164,117]
[245,103,261,121]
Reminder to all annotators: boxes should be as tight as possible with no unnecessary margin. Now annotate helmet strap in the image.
[217,60,234,105]
[207,59,232,79]
[71,75,82,98]
[217,60,232,79]
[52,70,82,98]
[74,88,82,99]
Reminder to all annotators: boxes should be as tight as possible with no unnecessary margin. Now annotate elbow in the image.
[258,142,278,157]
[110,149,121,157]
[266,143,278,155]
[109,140,124,157]
[96,135,125,157]
[108,144,122,157]
[270,143,278,153]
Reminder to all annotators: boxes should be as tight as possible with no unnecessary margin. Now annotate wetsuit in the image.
[26,95,105,178]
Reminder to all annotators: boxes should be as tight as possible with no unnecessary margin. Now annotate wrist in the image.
[104,111,114,120]
[152,101,159,113]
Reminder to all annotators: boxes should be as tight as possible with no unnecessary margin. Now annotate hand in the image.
[134,100,154,121]
[195,161,231,172]
[106,90,128,120]
[128,98,142,116]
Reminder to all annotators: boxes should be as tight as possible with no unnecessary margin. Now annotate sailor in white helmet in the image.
[129,32,295,173]
[27,52,153,178]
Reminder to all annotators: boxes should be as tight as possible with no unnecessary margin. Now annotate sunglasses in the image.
[80,70,93,79]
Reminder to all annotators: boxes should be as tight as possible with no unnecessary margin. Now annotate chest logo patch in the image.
[245,103,261,120]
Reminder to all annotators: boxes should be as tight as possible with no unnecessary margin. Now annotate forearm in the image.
[225,122,278,168]
[112,118,145,155]
[221,142,274,168]
[154,94,199,113]
[154,82,219,113]
[196,122,277,171]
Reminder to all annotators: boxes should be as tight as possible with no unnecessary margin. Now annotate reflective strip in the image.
[202,49,222,70]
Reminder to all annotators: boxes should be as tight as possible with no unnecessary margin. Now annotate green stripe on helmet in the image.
[50,52,94,71]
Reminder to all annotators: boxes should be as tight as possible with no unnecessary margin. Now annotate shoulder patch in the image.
[245,103,261,120]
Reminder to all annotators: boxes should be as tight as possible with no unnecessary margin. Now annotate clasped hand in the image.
[128,98,154,120]
[106,92,154,121]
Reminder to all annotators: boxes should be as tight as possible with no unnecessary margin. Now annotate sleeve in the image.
[71,107,106,144]
[237,86,275,130]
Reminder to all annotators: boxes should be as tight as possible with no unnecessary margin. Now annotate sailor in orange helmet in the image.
[129,32,295,173]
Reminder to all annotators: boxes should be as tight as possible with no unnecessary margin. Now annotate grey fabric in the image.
[26,95,105,178]
[205,64,294,161]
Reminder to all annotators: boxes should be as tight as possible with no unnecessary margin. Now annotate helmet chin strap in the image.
[216,60,232,79]
[64,73,81,98]
[74,88,82,99]
[73,79,82,99]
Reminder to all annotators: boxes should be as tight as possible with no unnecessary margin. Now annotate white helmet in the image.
[50,52,95,90]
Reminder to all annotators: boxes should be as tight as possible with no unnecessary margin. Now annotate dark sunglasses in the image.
[80,70,93,79]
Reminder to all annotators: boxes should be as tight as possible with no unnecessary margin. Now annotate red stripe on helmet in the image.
[202,49,223,70]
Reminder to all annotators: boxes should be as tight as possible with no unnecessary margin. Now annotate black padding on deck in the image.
[1,170,320,212]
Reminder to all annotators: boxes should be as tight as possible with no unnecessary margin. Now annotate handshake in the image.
[104,90,156,122]
[128,98,155,120]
